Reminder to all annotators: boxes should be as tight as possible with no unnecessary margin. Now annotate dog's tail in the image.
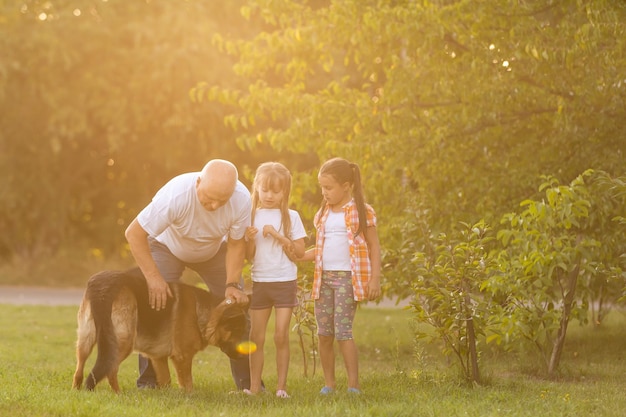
[84,268,145,390]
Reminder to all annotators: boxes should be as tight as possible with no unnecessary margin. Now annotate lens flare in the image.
[236,341,257,355]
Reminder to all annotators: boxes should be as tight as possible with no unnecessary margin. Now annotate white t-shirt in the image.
[322,209,351,271]
[137,172,251,263]
[251,208,307,282]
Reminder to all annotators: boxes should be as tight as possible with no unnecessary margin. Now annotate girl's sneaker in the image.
[319,386,334,395]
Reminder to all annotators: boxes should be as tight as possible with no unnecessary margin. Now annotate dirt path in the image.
[0,286,85,306]
[0,285,408,308]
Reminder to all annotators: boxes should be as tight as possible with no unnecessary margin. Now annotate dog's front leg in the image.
[150,357,172,388]
[171,355,194,392]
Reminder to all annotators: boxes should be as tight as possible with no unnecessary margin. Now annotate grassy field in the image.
[0,303,625,417]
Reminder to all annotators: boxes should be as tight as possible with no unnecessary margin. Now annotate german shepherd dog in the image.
[72,268,248,392]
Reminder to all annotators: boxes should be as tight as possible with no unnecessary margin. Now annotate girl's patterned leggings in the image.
[314,270,356,340]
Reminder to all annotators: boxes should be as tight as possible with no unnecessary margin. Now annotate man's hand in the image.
[225,236,247,304]
[146,274,173,311]
[125,218,173,310]
[225,286,248,305]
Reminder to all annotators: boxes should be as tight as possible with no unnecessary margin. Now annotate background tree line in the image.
[0,0,299,263]
[1,0,624,379]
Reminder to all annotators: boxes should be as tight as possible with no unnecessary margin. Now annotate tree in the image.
[409,171,625,380]
[0,0,255,265]
[492,170,625,375]
[199,0,626,239]
[412,220,498,384]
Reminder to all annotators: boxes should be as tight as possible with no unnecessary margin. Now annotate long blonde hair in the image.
[250,162,292,239]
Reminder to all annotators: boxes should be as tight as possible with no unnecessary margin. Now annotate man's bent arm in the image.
[125,218,172,310]
[224,236,247,304]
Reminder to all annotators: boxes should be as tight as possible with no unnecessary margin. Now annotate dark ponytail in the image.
[350,163,368,238]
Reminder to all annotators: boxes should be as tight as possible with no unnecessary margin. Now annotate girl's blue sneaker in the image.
[347,387,362,394]
[319,386,334,395]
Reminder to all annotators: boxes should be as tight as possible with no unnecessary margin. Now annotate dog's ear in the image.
[205,299,232,345]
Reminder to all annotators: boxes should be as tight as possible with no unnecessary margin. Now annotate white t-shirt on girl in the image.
[322,209,351,271]
[251,208,307,282]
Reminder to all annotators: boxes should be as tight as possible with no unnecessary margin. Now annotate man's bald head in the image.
[195,159,239,211]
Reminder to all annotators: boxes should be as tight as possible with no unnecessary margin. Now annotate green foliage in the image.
[491,170,626,374]
[2,0,625,290]
[202,0,626,234]
[407,171,626,379]
[579,171,626,318]
[292,270,318,378]
[0,0,257,263]
[411,220,498,383]
[382,201,436,301]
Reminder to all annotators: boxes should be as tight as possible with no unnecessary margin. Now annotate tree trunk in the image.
[547,255,581,375]
[463,277,480,384]
[466,313,480,384]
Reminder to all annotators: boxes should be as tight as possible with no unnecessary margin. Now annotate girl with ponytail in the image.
[300,157,381,395]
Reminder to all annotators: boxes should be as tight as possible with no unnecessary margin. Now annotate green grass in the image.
[0,304,625,417]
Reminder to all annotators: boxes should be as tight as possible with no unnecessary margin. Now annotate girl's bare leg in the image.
[318,334,336,389]
[338,339,359,390]
[273,307,293,392]
[248,308,272,394]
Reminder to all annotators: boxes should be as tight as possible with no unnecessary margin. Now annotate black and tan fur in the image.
[72,268,247,392]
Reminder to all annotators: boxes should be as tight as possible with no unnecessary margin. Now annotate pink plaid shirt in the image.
[311,199,377,301]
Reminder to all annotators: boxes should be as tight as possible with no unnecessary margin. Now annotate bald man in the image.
[125,159,253,390]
